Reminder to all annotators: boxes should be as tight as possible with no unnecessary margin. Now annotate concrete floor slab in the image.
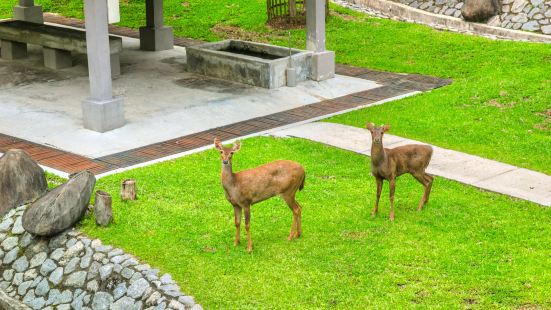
[0,30,379,158]
[271,122,551,206]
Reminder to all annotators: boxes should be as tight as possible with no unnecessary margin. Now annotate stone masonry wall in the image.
[390,0,551,34]
[0,205,201,310]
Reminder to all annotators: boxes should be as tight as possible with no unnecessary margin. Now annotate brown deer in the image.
[214,138,305,252]
[366,123,433,221]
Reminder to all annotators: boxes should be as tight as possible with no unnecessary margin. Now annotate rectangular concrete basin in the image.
[186,40,312,89]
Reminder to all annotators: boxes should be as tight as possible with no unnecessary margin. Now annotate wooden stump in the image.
[94,190,112,226]
[121,179,137,201]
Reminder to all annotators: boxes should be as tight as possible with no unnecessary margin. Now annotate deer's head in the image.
[366,123,390,145]
[214,138,241,165]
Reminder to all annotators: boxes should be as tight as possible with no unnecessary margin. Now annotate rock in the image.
[127,278,150,299]
[35,278,50,296]
[146,292,162,306]
[87,279,99,292]
[91,292,114,310]
[462,0,499,21]
[160,274,174,285]
[23,268,38,281]
[129,272,143,284]
[46,289,60,306]
[13,255,29,272]
[30,252,47,268]
[49,267,63,286]
[12,272,24,285]
[57,304,71,310]
[30,275,42,287]
[88,261,102,280]
[64,271,87,287]
[541,24,551,34]
[11,216,25,234]
[0,217,14,232]
[121,267,134,279]
[108,248,123,258]
[18,280,32,295]
[0,149,47,216]
[50,248,64,261]
[521,20,540,30]
[40,259,57,276]
[20,232,34,247]
[64,257,80,274]
[178,296,195,307]
[99,264,114,281]
[54,290,73,305]
[65,241,84,258]
[2,236,19,251]
[3,269,14,281]
[22,171,96,237]
[111,296,139,310]
[113,282,127,300]
[168,300,185,310]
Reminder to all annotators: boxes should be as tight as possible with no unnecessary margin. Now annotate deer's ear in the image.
[383,124,391,132]
[366,122,375,131]
[214,138,223,151]
[232,140,241,152]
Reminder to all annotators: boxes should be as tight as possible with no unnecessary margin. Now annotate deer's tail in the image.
[299,172,305,191]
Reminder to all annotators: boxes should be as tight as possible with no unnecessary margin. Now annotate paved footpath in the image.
[271,122,551,207]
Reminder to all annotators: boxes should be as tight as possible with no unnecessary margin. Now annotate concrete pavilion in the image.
[8,0,335,133]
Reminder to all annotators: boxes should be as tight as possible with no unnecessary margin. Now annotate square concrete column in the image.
[82,0,125,132]
[13,0,44,24]
[139,0,174,51]
[0,40,28,60]
[306,0,335,81]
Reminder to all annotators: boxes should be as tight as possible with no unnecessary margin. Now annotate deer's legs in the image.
[282,194,300,240]
[389,178,396,221]
[244,205,252,252]
[412,172,433,211]
[233,205,242,246]
[372,177,383,218]
[295,200,302,238]
[422,173,434,207]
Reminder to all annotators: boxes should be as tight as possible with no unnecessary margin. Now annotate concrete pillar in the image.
[306,0,335,81]
[82,0,125,133]
[13,0,44,24]
[139,0,174,51]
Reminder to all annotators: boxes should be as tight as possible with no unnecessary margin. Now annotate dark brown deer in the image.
[366,123,433,221]
[214,138,305,252]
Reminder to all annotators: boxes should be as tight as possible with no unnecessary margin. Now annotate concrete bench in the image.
[0,20,122,76]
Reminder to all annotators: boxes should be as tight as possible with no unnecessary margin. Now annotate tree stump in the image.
[121,179,137,201]
[94,190,112,226]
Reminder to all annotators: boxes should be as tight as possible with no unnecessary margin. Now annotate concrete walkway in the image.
[271,122,551,207]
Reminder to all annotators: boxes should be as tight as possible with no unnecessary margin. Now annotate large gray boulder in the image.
[22,171,96,237]
[0,149,47,216]
[462,0,499,22]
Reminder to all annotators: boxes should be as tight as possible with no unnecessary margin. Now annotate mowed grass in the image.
[77,137,551,309]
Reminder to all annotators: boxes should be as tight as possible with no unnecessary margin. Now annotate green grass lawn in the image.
[75,137,551,309]
[1,1,550,174]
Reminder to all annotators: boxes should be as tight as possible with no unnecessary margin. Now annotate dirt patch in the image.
[341,230,369,240]
[485,91,517,109]
[211,24,270,43]
[173,75,252,94]
[534,108,551,131]
[0,62,69,89]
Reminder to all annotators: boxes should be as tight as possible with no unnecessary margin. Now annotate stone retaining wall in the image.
[0,205,201,310]
[386,0,551,34]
